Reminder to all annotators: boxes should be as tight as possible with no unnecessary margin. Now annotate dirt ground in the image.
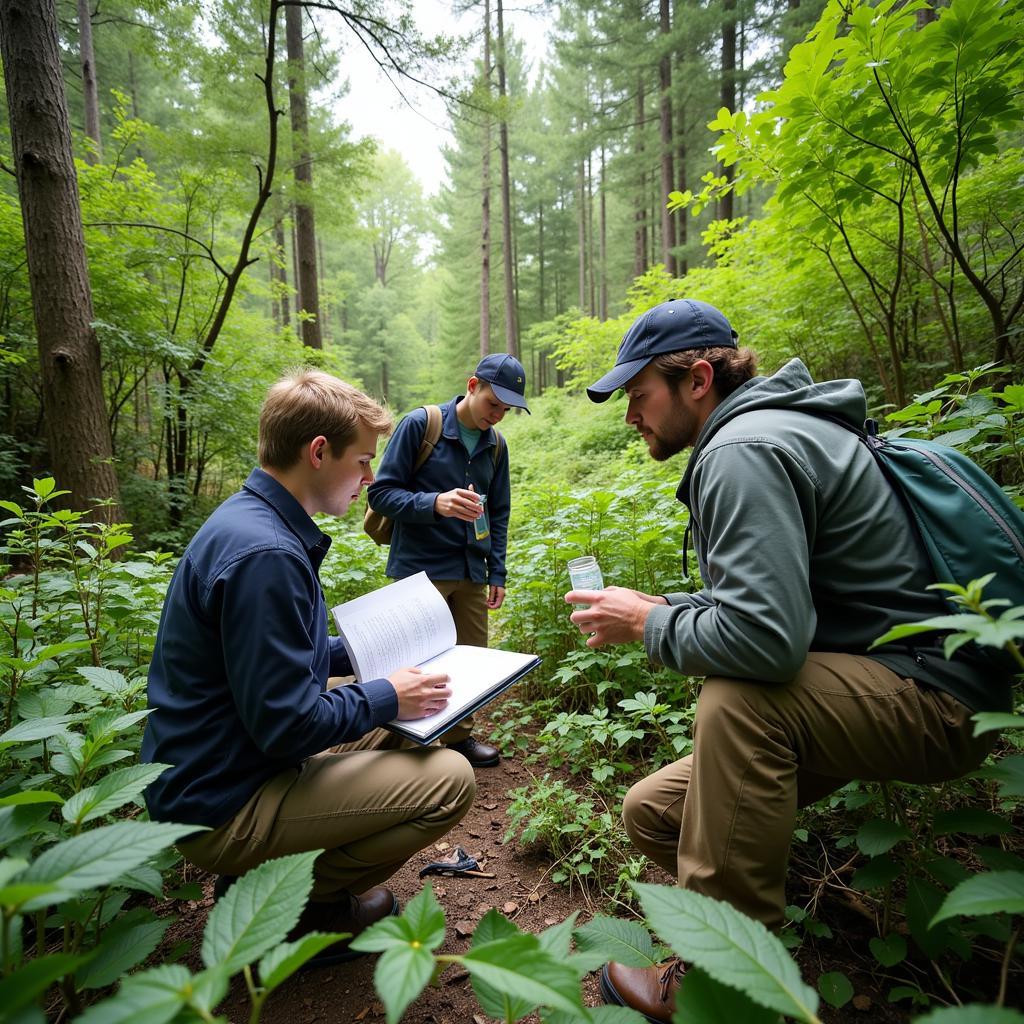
[154,722,1017,1024]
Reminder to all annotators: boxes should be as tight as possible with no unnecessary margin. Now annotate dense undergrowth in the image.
[1,369,1023,1022]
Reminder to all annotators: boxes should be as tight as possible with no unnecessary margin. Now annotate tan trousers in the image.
[431,579,488,744]
[179,728,475,901]
[622,653,993,931]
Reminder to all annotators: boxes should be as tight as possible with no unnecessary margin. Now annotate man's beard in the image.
[646,407,698,462]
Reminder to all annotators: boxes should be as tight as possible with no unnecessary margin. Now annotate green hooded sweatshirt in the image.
[642,358,1009,713]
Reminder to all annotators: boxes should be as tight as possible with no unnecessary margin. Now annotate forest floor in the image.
[153,704,1014,1024]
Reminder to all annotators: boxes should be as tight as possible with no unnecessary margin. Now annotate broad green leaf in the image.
[933,808,1011,838]
[573,914,661,968]
[74,964,191,1024]
[374,943,437,1024]
[201,850,317,974]
[856,819,910,856]
[674,965,780,1023]
[19,821,197,910]
[0,856,28,886]
[397,881,446,949]
[869,933,906,967]
[472,907,519,946]
[115,864,165,898]
[0,953,85,1015]
[852,855,902,891]
[906,877,968,960]
[0,715,76,747]
[0,882,60,909]
[76,910,171,989]
[464,933,585,1017]
[551,1007,648,1024]
[817,971,853,1008]
[975,755,1024,797]
[634,882,819,1021]
[258,932,348,993]
[0,791,63,807]
[914,1007,1024,1023]
[471,911,535,1021]
[185,964,232,1015]
[62,763,171,825]
[0,804,59,852]
[971,712,1024,737]
[931,872,1024,927]
[76,666,132,695]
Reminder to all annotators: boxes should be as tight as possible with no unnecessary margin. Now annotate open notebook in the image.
[331,572,540,744]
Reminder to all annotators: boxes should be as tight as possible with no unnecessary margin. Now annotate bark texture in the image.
[0,0,121,518]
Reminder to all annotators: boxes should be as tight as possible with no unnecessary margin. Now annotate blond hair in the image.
[258,369,392,470]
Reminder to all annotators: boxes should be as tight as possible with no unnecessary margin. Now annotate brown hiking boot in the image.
[599,958,686,1024]
[288,886,399,969]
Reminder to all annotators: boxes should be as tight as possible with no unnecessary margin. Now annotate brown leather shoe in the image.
[600,958,685,1024]
[446,736,500,768]
[289,886,400,968]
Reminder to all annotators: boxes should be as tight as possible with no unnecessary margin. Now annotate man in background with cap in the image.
[368,354,530,768]
[569,298,994,1022]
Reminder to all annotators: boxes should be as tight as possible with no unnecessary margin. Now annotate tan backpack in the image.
[363,404,506,545]
[363,405,443,545]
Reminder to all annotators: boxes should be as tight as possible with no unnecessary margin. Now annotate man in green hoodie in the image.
[569,298,1003,1023]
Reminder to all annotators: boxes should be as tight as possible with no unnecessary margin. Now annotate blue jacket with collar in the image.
[142,468,398,829]
[367,396,511,586]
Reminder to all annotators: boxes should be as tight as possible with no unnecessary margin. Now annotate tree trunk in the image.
[0,0,120,518]
[538,202,545,319]
[587,153,595,316]
[274,205,290,331]
[658,0,676,275]
[77,0,101,163]
[286,3,321,348]
[675,105,687,275]
[480,0,492,357]
[599,146,607,320]
[634,76,647,278]
[495,0,518,357]
[577,160,587,312]
[719,0,736,222]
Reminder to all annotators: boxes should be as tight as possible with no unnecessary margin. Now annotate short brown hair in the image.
[258,369,392,470]
[651,346,758,400]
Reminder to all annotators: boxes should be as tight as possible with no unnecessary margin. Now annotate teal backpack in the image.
[851,419,1024,613]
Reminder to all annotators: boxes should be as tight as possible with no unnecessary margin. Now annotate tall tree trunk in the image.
[675,105,688,275]
[76,0,101,163]
[577,160,587,312]
[587,153,595,315]
[658,0,676,275]
[286,3,321,348]
[317,235,330,345]
[719,0,736,222]
[0,0,120,518]
[634,76,647,278]
[274,206,290,331]
[538,202,545,319]
[495,0,518,357]
[480,0,492,357]
[599,144,607,320]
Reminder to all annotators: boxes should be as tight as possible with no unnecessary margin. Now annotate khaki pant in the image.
[179,729,475,900]
[430,579,488,745]
[622,653,993,930]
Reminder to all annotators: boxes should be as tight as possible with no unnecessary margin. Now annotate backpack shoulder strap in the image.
[491,428,506,468]
[413,405,443,472]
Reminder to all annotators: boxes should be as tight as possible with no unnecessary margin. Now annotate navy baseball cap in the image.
[586,299,738,403]
[475,353,531,413]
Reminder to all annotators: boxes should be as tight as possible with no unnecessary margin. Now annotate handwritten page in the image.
[331,572,456,682]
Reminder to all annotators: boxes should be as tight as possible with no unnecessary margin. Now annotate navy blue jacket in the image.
[367,396,511,586]
[142,468,398,828]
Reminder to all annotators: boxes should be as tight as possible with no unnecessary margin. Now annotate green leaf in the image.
[19,821,197,911]
[201,850,317,975]
[675,965,780,1022]
[258,932,348,993]
[852,855,902,891]
[74,964,191,1024]
[933,808,1011,838]
[0,804,53,852]
[464,933,585,1017]
[374,943,436,1024]
[633,882,819,1021]
[0,715,76,748]
[397,881,446,949]
[0,790,63,807]
[817,971,853,1008]
[913,1007,1024,1023]
[930,872,1024,927]
[62,763,170,825]
[76,910,171,989]
[971,712,1024,737]
[856,819,910,856]
[471,911,535,1021]
[573,914,660,968]
[0,953,86,1015]
[975,755,1024,797]
[869,933,907,967]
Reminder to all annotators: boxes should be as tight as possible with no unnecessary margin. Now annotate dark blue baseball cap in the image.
[586,299,738,403]
[475,353,531,413]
